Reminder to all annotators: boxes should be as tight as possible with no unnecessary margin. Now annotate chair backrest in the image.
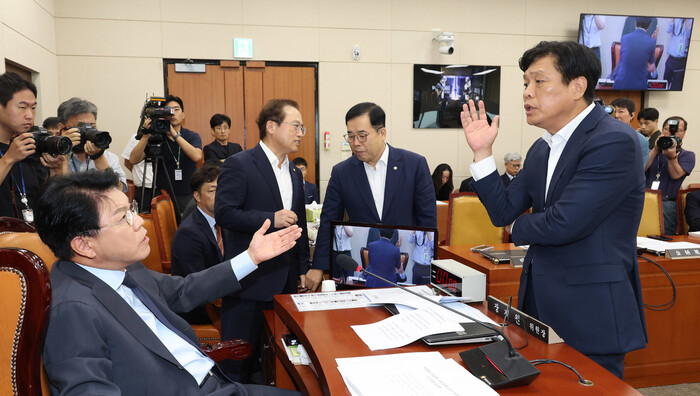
[150,192,178,270]
[445,192,504,246]
[360,247,368,269]
[639,189,664,236]
[0,217,58,271]
[399,252,409,272]
[0,248,51,396]
[654,44,664,67]
[139,213,168,273]
[677,188,699,235]
[126,179,135,203]
[611,41,621,70]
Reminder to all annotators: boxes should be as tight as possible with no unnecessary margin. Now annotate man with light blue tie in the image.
[35,169,301,395]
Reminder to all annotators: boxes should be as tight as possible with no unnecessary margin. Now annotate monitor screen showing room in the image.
[413,64,500,128]
[578,14,694,91]
[329,221,438,286]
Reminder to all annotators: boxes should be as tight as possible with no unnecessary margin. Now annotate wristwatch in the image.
[173,132,182,140]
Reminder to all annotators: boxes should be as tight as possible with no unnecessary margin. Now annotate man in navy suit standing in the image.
[612,17,657,90]
[292,157,319,204]
[461,41,646,379]
[306,102,437,290]
[215,99,310,382]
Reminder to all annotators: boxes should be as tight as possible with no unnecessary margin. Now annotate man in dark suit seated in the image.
[171,162,227,324]
[501,152,521,187]
[685,189,700,232]
[307,102,437,290]
[460,41,647,379]
[292,156,319,204]
[365,228,402,287]
[35,169,301,395]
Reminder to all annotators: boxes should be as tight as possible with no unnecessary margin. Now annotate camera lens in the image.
[657,136,674,151]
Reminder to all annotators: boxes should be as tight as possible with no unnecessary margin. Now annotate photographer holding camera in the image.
[128,95,202,215]
[0,72,65,219]
[645,116,695,234]
[57,97,127,192]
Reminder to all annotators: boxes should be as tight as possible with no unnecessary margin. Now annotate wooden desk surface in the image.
[272,293,640,396]
[438,237,700,388]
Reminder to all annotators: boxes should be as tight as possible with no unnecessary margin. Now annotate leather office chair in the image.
[611,42,621,71]
[639,189,664,236]
[360,247,368,269]
[138,213,169,273]
[445,192,505,246]
[126,179,135,203]
[654,44,664,68]
[0,248,51,396]
[676,188,699,234]
[150,191,178,274]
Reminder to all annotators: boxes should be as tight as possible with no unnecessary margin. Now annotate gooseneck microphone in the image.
[336,254,540,389]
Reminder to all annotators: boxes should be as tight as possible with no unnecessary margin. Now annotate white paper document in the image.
[291,290,375,312]
[637,236,700,253]
[351,307,464,351]
[336,352,499,396]
[362,286,469,309]
[394,300,498,326]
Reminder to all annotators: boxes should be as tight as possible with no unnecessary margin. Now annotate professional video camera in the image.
[136,96,175,145]
[25,126,72,157]
[657,119,683,154]
[71,123,112,153]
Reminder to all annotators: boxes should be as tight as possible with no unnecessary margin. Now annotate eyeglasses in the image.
[99,201,139,231]
[277,121,307,136]
[343,133,370,143]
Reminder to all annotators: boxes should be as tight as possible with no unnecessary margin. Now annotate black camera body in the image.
[136,97,175,145]
[657,135,682,154]
[71,123,112,153]
[26,126,72,157]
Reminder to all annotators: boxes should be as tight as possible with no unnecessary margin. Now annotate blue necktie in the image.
[122,272,202,351]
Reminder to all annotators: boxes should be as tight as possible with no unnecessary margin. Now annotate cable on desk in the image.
[528,359,592,386]
[637,255,677,311]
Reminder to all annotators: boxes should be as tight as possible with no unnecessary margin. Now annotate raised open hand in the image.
[460,100,500,162]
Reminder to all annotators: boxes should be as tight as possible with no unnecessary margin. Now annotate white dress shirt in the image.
[364,143,390,220]
[260,141,293,210]
[333,225,353,251]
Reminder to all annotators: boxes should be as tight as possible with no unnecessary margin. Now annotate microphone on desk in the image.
[336,254,540,389]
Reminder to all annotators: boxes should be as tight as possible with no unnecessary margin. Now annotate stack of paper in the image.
[336,352,498,396]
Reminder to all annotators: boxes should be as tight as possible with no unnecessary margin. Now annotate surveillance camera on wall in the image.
[433,31,455,55]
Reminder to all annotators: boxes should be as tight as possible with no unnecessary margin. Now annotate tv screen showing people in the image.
[329,221,438,286]
[413,64,500,128]
[578,13,694,91]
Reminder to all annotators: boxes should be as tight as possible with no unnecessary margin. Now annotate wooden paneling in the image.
[221,63,245,150]
[242,64,265,149]
[166,63,226,147]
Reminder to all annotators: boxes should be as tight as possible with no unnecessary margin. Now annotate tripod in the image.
[137,140,181,224]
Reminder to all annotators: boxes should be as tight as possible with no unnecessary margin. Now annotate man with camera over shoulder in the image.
[0,72,65,219]
[128,95,202,215]
[645,116,695,235]
[57,97,127,192]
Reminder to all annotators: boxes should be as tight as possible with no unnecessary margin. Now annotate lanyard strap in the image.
[166,137,182,168]
[0,148,28,208]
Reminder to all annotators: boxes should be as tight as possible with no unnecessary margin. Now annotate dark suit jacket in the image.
[313,145,437,270]
[685,189,700,232]
[215,143,309,301]
[613,28,656,90]
[472,105,647,356]
[171,208,232,323]
[500,173,513,187]
[303,181,319,204]
[365,238,401,288]
[43,260,245,395]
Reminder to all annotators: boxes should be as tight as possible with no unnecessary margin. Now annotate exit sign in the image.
[234,38,253,59]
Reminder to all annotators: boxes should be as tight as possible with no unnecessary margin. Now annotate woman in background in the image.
[432,163,453,201]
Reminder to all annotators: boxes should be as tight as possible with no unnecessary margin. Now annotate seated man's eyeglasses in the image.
[98,200,139,231]
[277,121,306,136]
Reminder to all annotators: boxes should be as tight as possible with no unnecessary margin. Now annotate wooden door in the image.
[165,61,317,184]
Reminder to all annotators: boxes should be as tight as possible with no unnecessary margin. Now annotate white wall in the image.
[4,0,700,194]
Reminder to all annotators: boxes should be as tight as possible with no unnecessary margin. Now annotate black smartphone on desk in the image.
[647,234,673,241]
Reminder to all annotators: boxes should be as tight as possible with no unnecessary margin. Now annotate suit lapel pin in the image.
[393,166,397,170]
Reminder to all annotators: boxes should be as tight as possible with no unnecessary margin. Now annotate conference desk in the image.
[438,237,700,388]
[266,293,641,395]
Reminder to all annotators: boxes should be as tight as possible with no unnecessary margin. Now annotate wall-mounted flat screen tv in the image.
[413,64,500,128]
[578,14,694,91]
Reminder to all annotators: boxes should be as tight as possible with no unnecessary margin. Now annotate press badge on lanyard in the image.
[651,173,661,191]
[174,168,183,181]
